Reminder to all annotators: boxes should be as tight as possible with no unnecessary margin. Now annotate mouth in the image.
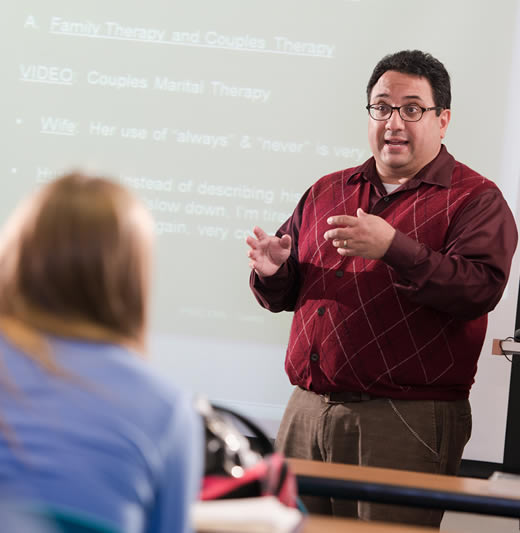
[385,139,408,146]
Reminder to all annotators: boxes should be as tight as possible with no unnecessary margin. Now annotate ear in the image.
[439,108,451,139]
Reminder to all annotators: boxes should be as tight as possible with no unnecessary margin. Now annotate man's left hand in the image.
[324,208,396,259]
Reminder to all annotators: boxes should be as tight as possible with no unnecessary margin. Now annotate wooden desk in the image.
[302,515,451,533]
[289,458,520,518]
[197,512,446,533]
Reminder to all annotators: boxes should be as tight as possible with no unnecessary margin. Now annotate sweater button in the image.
[310,353,319,362]
[317,306,325,316]
[335,270,344,278]
[383,196,391,202]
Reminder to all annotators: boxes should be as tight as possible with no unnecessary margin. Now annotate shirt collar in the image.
[349,144,456,190]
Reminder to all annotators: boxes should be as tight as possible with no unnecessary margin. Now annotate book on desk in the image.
[192,496,304,533]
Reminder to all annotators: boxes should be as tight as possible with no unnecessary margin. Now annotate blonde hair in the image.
[0,173,154,358]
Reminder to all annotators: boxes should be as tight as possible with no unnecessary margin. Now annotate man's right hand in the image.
[246,226,292,277]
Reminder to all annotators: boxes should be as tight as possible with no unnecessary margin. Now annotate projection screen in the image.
[3,0,520,463]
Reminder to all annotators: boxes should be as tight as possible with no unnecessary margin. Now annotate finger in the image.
[323,229,338,241]
[327,215,357,227]
[252,226,268,240]
[332,239,349,248]
[337,247,351,257]
[279,234,292,249]
[323,229,351,241]
[247,248,263,262]
[245,235,259,249]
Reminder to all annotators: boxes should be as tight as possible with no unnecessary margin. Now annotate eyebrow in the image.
[373,92,425,101]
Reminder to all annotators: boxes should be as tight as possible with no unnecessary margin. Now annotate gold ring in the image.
[343,239,348,248]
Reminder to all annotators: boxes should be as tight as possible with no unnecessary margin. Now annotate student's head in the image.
[0,173,154,350]
[365,50,451,182]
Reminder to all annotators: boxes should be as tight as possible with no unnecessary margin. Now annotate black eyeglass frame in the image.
[366,104,444,122]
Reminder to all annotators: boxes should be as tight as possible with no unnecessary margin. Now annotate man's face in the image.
[367,70,451,183]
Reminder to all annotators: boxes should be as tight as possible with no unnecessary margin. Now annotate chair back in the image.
[30,508,120,533]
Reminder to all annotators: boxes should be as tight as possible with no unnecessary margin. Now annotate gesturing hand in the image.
[246,226,292,277]
[323,208,396,259]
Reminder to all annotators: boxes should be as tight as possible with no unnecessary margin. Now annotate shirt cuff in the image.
[253,262,290,289]
[382,230,422,273]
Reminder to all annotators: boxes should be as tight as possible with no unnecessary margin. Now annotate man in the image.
[246,50,518,527]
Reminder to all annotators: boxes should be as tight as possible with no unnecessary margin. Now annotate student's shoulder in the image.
[54,337,191,408]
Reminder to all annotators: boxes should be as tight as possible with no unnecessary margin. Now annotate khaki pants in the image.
[276,387,472,528]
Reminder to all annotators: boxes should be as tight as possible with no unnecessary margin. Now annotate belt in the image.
[320,391,373,403]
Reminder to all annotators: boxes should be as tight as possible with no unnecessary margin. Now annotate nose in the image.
[385,109,405,130]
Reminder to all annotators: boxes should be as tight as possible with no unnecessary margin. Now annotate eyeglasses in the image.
[366,103,444,122]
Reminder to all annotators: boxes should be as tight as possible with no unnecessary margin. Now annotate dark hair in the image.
[366,50,451,110]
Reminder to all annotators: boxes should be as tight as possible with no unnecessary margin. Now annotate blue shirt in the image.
[0,334,203,533]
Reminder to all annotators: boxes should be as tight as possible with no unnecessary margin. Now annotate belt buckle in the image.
[322,392,342,404]
[322,391,370,403]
